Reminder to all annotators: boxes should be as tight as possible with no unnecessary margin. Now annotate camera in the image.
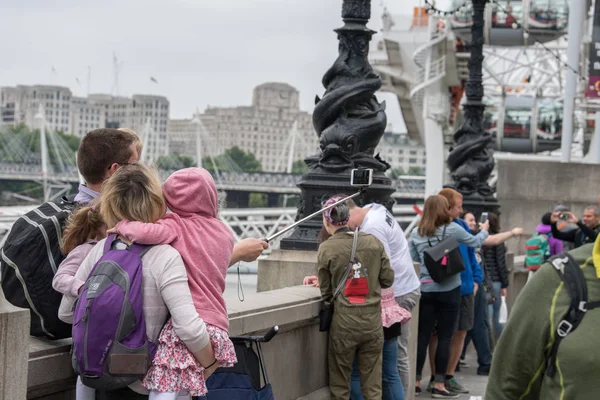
[350,168,373,187]
[560,213,569,220]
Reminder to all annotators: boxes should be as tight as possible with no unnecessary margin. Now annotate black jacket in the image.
[551,222,600,249]
[482,243,509,288]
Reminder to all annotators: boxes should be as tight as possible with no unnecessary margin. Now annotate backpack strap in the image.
[103,234,118,254]
[103,234,152,258]
[545,253,588,377]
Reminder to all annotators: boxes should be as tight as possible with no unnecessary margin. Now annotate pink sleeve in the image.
[52,244,93,297]
[113,215,180,245]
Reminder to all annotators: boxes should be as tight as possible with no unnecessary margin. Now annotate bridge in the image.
[0,161,426,199]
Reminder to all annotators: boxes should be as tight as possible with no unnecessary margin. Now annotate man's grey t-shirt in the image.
[360,203,420,297]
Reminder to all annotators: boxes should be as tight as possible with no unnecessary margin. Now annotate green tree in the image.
[388,167,405,179]
[156,154,197,170]
[407,167,425,176]
[249,193,267,208]
[203,147,262,172]
[291,159,308,174]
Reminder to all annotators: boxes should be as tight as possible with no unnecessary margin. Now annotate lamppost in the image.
[445,0,498,216]
[280,0,395,250]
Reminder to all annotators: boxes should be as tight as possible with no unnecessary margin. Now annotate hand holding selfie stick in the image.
[264,189,366,243]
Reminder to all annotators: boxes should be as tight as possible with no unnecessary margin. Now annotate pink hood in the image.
[163,168,219,218]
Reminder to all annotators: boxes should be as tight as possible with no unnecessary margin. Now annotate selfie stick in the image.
[265,190,365,243]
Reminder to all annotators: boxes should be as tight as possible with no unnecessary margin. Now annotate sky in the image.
[0,0,438,131]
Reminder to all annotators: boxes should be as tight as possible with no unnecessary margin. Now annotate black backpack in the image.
[544,253,600,377]
[423,226,465,283]
[0,196,78,339]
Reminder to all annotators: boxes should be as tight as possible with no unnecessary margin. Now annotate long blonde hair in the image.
[61,200,105,255]
[417,195,451,237]
[100,164,165,229]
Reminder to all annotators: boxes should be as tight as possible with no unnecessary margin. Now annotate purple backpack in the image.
[72,234,156,390]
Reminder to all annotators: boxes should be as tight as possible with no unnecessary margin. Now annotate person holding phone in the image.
[550,205,600,249]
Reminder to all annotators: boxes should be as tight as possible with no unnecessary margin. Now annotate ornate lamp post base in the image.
[280,171,394,251]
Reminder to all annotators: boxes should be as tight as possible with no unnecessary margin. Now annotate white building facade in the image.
[169,83,319,172]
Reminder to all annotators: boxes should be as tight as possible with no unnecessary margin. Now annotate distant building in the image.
[169,83,318,172]
[0,85,72,133]
[0,85,170,165]
[70,97,106,136]
[376,130,426,175]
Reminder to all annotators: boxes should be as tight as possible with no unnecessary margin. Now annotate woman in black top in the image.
[482,213,509,341]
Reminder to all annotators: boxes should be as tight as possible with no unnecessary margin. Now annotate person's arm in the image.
[496,243,509,288]
[483,227,522,246]
[576,221,599,243]
[154,249,214,367]
[58,242,104,323]
[229,238,269,266]
[551,222,575,242]
[378,246,394,289]
[112,215,180,245]
[485,265,557,400]
[451,223,489,248]
[409,235,420,262]
[317,247,333,303]
[52,244,92,297]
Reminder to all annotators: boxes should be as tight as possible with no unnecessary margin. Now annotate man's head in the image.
[438,188,463,220]
[77,128,139,187]
[582,205,600,228]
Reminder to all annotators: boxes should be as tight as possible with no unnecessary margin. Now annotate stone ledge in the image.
[26,285,324,399]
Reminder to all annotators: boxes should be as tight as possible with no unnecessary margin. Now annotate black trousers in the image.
[416,287,461,383]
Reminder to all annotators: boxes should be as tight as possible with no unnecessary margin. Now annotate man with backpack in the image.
[1,128,141,339]
[486,239,600,399]
[550,206,600,249]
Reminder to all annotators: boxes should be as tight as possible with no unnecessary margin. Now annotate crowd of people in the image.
[1,128,268,400]
[3,127,600,400]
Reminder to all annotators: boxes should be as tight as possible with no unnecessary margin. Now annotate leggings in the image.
[415,287,461,383]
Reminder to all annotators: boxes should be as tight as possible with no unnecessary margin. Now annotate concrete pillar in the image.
[0,289,30,400]
[560,1,586,162]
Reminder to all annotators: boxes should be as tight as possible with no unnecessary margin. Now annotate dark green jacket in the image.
[486,244,600,400]
[317,231,394,308]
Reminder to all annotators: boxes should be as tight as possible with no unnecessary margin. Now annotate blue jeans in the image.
[488,281,505,341]
[463,285,493,367]
[351,338,405,400]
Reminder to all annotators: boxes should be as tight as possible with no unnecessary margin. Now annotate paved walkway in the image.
[421,346,489,400]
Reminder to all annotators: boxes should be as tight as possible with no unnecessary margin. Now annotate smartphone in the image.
[350,168,373,187]
[480,212,489,224]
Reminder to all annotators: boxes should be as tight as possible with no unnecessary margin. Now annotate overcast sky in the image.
[0,0,439,131]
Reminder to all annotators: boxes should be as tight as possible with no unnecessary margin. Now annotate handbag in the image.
[319,228,359,332]
[423,225,465,283]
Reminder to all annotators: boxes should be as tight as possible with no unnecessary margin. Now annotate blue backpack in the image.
[72,235,157,390]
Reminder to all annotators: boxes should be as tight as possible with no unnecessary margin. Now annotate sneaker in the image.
[477,364,491,376]
[427,380,435,393]
[445,377,469,394]
[431,388,460,399]
[415,386,422,396]
[459,359,470,368]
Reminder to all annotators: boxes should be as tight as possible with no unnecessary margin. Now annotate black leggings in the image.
[416,287,461,383]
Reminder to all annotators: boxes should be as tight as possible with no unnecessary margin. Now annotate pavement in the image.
[421,346,489,400]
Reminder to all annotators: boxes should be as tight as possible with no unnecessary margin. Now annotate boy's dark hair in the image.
[541,212,552,226]
[77,129,135,184]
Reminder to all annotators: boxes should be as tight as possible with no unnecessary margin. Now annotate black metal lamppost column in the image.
[281,0,395,251]
[445,0,499,217]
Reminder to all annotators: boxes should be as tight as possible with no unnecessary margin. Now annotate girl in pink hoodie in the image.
[112,168,235,399]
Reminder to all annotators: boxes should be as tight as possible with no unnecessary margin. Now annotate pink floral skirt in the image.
[142,320,237,396]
